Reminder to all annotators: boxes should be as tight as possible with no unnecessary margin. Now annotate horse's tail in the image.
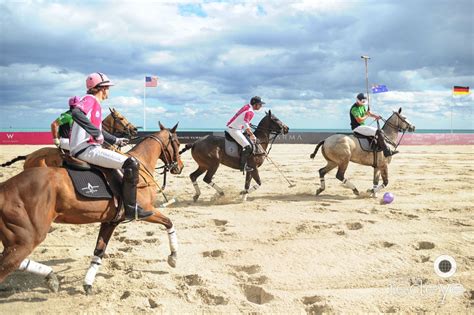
[179,143,194,155]
[310,141,325,159]
[1,155,27,167]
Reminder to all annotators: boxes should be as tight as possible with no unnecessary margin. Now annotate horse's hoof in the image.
[45,272,59,293]
[83,284,93,295]
[168,252,177,268]
[242,194,248,202]
[239,190,247,195]
[316,188,324,196]
[353,189,360,196]
[193,195,199,202]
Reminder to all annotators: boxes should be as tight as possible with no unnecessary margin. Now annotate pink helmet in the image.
[86,72,114,90]
[68,96,80,108]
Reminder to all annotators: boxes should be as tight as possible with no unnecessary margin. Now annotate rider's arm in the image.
[50,119,59,139]
[244,111,256,141]
[102,129,117,145]
[71,107,102,138]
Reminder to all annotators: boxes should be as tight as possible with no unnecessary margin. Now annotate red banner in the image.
[0,132,54,145]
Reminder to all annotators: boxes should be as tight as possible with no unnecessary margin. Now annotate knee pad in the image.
[122,157,140,181]
[243,145,252,154]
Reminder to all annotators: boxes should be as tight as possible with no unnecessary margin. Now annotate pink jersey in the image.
[69,95,103,155]
[226,104,254,130]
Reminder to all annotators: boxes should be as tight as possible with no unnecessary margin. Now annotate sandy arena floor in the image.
[0,144,473,313]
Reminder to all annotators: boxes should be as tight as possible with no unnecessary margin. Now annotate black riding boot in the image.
[240,145,253,173]
[122,157,154,220]
[376,130,398,157]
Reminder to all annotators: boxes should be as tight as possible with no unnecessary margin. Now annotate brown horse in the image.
[180,111,289,201]
[310,108,415,196]
[0,122,183,294]
[0,107,138,169]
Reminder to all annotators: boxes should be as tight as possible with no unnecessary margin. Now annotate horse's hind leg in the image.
[203,165,224,199]
[83,222,118,295]
[316,161,337,195]
[336,162,360,195]
[190,167,206,202]
[0,244,59,293]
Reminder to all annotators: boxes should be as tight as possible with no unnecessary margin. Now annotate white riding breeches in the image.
[353,125,377,137]
[227,128,251,148]
[59,138,70,151]
[77,145,128,169]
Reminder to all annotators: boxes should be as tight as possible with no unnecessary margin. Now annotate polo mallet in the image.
[265,155,296,188]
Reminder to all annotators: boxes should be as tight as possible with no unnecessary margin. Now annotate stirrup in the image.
[125,205,153,221]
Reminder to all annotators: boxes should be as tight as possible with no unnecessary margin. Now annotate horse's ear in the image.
[398,107,402,114]
[170,122,179,133]
[159,121,165,130]
[109,107,113,113]
[268,110,272,116]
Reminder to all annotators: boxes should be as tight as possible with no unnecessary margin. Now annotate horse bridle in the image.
[250,114,286,155]
[148,131,180,173]
[380,112,412,150]
[107,111,136,137]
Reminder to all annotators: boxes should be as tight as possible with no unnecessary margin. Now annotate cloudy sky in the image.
[0,0,473,131]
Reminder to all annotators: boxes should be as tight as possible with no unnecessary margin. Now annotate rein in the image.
[380,116,408,150]
[250,123,281,156]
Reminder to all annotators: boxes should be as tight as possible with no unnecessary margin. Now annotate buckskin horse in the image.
[0,107,138,169]
[0,122,183,294]
[180,111,289,201]
[310,108,415,196]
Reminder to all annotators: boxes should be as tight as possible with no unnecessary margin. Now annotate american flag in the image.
[145,76,158,87]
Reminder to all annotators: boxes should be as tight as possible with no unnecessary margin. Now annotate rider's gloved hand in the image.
[94,133,104,144]
[53,138,60,147]
[115,137,130,146]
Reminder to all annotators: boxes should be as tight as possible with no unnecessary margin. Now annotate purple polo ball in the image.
[383,192,394,204]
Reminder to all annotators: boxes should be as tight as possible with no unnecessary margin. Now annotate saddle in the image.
[353,132,383,153]
[224,131,265,158]
[63,155,124,221]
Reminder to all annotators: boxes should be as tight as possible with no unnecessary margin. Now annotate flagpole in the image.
[144,81,146,131]
[451,94,453,134]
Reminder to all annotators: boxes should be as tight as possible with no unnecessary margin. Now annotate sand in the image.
[0,144,473,313]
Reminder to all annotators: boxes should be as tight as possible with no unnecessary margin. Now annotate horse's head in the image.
[261,110,289,135]
[156,121,184,175]
[102,108,138,138]
[386,108,415,133]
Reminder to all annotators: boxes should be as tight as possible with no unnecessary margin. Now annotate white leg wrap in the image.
[247,184,260,194]
[373,184,385,193]
[209,181,223,194]
[18,259,53,277]
[342,179,356,190]
[192,181,201,195]
[320,178,326,190]
[167,226,178,253]
[84,256,102,287]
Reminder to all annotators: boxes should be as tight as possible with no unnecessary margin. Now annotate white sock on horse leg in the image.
[84,256,102,287]
[247,184,260,193]
[18,259,53,277]
[192,181,201,195]
[373,184,385,193]
[320,178,326,189]
[342,179,356,190]
[167,226,178,253]
[209,181,223,194]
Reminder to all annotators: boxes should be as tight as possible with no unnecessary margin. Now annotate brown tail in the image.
[309,141,325,159]
[179,143,194,155]
[1,155,27,167]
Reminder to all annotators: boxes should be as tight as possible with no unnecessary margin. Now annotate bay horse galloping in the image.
[0,107,138,169]
[180,111,289,201]
[310,108,415,196]
[0,123,183,294]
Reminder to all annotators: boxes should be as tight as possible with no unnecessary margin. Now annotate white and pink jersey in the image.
[69,95,103,155]
[226,104,254,130]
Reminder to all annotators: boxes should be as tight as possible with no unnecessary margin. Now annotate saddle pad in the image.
[357,137,382,153]
[224,139,240,158]
[67,168,113,199]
